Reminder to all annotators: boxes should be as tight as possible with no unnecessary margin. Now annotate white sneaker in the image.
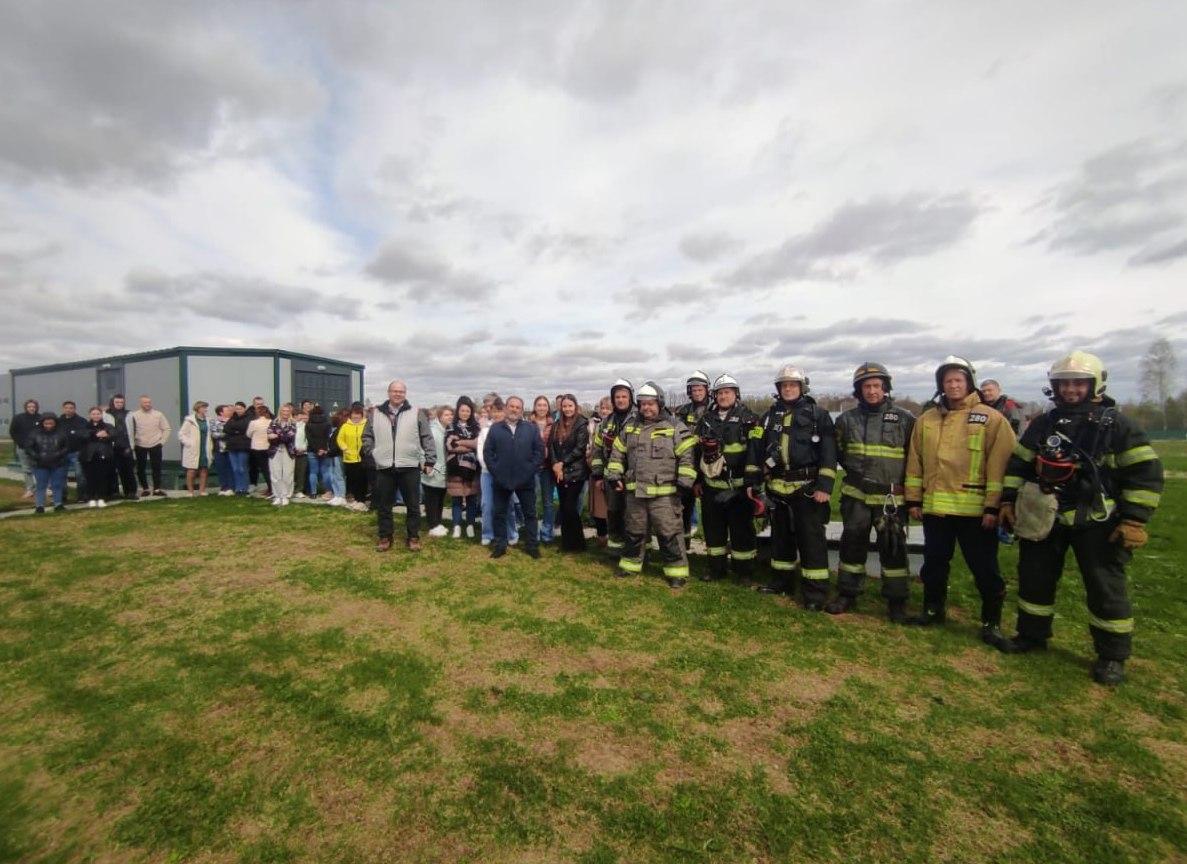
[451,525,462,539]
[219,489,234,496]
[509,537,519,546]
[428,525,448,538]
[98,500,107,508]
[329,496,345,507]
[88,500,98,508]
[294,492,307,499]
[481,538,491,546]
[271,497,281,506]
[466,525,475,538]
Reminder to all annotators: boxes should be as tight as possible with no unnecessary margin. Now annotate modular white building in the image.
[9,347,364,461]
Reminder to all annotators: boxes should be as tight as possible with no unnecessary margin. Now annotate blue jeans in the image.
[228,451,250,494]
[327,457,346,497]
[214,450,233,491]
[307,453,328,495]
[18,447,36,492]
[537,468,555,541]
[33,465,67,508]
[481,470,517,542]
[452,493,478,526]
[67,451,85,498]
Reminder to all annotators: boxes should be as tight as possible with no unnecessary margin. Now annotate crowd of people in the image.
[8,350,1164,686]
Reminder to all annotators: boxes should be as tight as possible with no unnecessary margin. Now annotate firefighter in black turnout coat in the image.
[998,351,1163,686]
[694,374,764,581]
[752,365,838,609]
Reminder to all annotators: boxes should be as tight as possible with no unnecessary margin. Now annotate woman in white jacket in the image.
[178,401,215,496]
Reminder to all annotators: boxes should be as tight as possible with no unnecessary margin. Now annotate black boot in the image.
[825,595,857,615]
[980,623,1012,652]
[1003,634,1048,654]
[702,561,727,582]
[908,606,945,626]
[1092,658,1125,686]
[887,599,908,624]
[668,577,687,589]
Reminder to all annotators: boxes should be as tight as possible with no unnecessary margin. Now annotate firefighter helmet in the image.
[774,365,810,394]
[1048,351,1107,399]
[934,355,976,392]
[686,370,710,398]
[711,373,741,399]
[635,380,665,410]
[609,378,634,400]
[852,361,892,396]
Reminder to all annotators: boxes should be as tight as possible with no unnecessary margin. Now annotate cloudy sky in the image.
[3,0,1186,405]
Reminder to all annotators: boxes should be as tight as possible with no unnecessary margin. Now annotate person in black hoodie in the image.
[81,407,117,507]
[26,414,69,513]
[105,394,137,500]
[222,402,253,495]
[58,401,89,503]
[304,404,333,498]
[10,399,41,499]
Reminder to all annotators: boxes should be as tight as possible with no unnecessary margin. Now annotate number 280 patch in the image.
[967,412,989,424]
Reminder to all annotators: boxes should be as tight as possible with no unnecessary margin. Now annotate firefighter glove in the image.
[1109,519,1148,551]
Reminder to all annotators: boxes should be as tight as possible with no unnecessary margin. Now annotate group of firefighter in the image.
[589,352,1163,686]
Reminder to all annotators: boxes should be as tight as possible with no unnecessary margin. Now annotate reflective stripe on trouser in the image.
[620,494,689,579]
[920,515,1004,624]
[1016,520,1134,661]
[702,487,758,577]
[605,483,628,555]
[838,496,909,601]
[768,494,830,604]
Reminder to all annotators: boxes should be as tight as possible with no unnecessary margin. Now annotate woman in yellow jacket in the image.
[336,402,369,510]
[904,357,1017,647]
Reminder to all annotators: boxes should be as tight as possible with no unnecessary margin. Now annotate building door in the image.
[97,367,125,408]
[294,370,350,413]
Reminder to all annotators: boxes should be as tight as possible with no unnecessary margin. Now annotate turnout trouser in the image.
[679,487,697,538]
[374,467,422,540]
[620,494,688,580]
[768,493,831,605]
[1015,521,1134,661]
[837,497,910,601]
[701,489,757,578]
[604,482,628,555]
[920,515,1004,625]
[135,444,163,491]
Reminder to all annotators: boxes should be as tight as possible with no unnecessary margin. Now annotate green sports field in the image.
[1,442,1184,863]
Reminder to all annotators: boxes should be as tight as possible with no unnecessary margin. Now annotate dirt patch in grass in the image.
[946,647,1004,681]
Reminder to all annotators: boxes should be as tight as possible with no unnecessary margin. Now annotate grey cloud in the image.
[1031,139,1187,265]
[0,2,320,184]
[124,269,363,325]
[679,231,741,263]
[525,230,608,262]
[365,242,496,302]
[1128,238,1187,266]
[614,282,720,311]
[725,193,982,287]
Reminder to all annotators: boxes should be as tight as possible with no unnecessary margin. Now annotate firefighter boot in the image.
[908,606,945,626]
[825,595,857,615]
[1092,658,1126,686]
[887,599,908,624]
[1003,635,1048,654]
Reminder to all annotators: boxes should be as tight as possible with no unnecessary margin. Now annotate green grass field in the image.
[1,443,1184,863]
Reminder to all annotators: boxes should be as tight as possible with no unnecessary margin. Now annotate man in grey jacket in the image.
[362,380,435,552]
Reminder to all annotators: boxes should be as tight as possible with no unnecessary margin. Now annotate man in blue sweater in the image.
[483,395,543,559]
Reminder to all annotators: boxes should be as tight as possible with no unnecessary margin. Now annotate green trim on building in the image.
[11,346,364,377]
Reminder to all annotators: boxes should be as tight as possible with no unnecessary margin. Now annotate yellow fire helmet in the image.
[1048,350,1107,399]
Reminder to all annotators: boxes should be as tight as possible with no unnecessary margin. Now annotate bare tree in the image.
[1139,338,1178,429]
